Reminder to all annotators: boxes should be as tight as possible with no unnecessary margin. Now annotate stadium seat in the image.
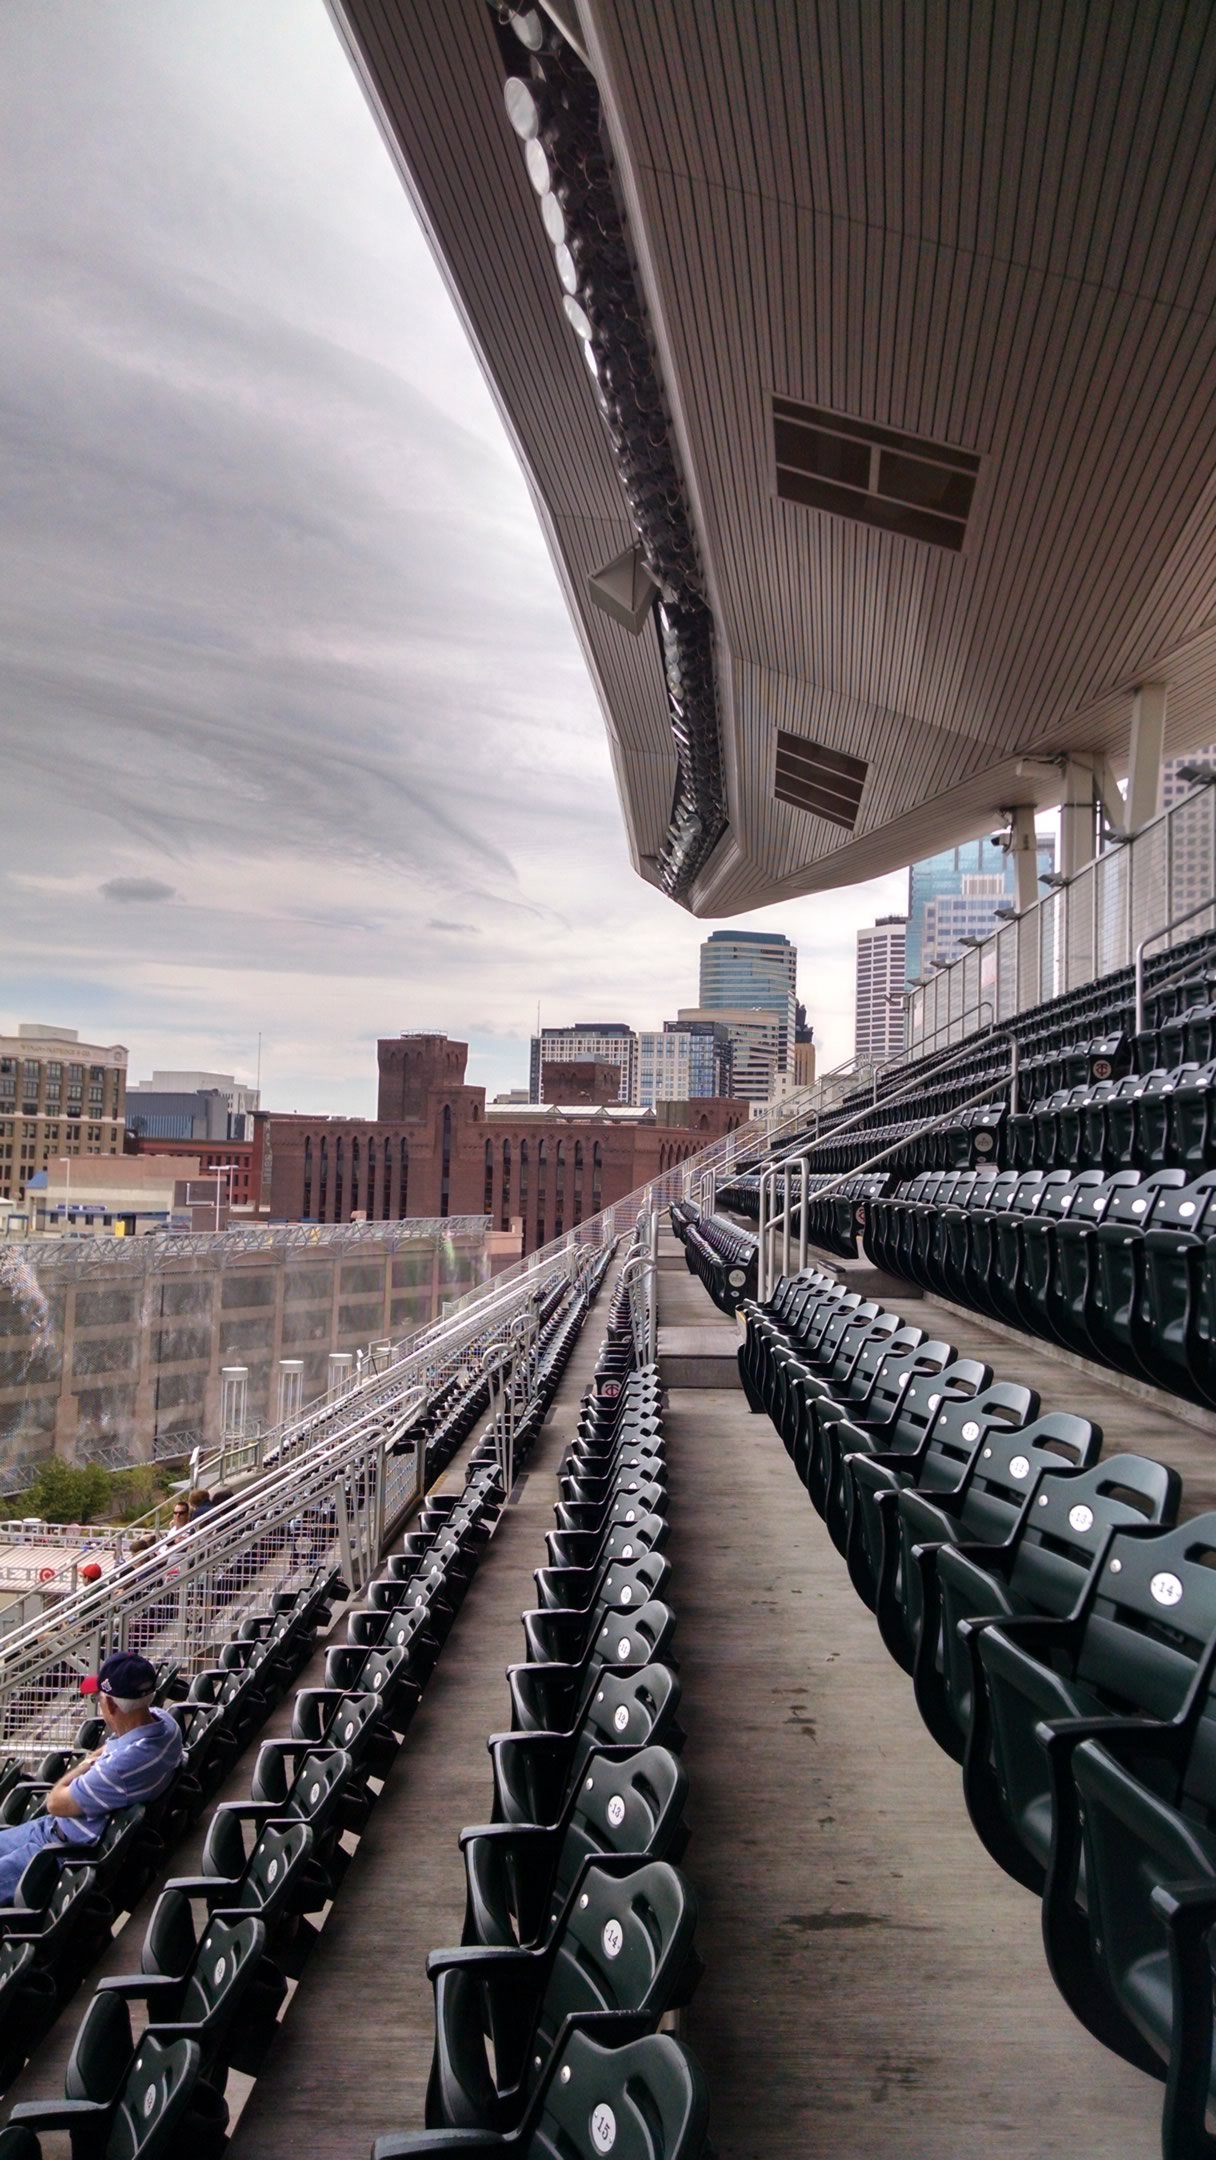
[459,1743,687,1950]
[424,1858,699,2131]
[371,2027,709,2160]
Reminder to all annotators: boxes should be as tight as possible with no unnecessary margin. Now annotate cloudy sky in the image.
[0,2,907,1114]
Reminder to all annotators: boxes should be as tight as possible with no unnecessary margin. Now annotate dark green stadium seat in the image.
[781,1311,903,1461]
[552,1480,668,1538]
[1092,1167,1188,1376]
[1014,1171,1107,1342]
[319,1642,423,1731]
[0,1849,107,1985]
[9,2027,203,2160]
[488,1666,682,1829]
[511,1601,676,1733]
[371,2027,709,2160]
[92,1902,273,2081]
[775,1300,880,1449]
[969,1508,1216,1898]
[1043,1661,1216,2153]
[817,1345,964,1550]
[163,1816,325,1945]
[543,1510,670,1575]
[877,1411,1101,1674]
[531,1550,670,1621]
[923,1452,1180,1764]
[790,1324,924,1493]
[425,1859,699,2130]
[0,1936,56,2089]
[211,1745,353,1888]
[460,1744,687,1950]
[1141,1173,1216,1401]
[844,1377,1037,1610]
[1164,1055,1216,1173]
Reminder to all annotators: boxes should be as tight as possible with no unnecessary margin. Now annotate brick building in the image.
[268,1034,747,1254]
[125,1117,270,1212]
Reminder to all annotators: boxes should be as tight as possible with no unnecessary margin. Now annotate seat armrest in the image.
[1034,1711,1184,1766]
[425,1943,542,1982]
[1152,1880,1216,1933]
[8,2102,111,2130]
[958,1611,1081,1651]
[161,1873,236,1902]
[456,1823,554,1853]
[373,2135,504,2159]
[93,1972,182,2000]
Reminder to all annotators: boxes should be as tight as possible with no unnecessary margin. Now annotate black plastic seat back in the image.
[524,2028,709,2160]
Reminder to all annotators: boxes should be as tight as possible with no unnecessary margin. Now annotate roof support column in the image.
[1126,682,1168,832]
[1059,757,1099,879]
[1007,805,1041,914]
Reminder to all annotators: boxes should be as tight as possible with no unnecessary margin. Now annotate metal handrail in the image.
[751,1023,1015,1187]
[1134,898,1216,1031]
[755,1055,1016,1300]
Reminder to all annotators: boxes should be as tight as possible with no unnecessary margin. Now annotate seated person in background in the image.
[187,1487,213,1520]
[0,1652,184,1899]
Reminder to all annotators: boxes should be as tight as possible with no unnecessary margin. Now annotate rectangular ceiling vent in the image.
[774,732,867,830]
[772,397,979,551]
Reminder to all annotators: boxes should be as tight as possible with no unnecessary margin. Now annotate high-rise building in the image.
[665,1017,732,1099]
[126,1069,260,1142]
[1162,744,1216,915]
[677,1006,783,1103]
[906,836,1055,981]
[0,1025,127,1206]
[698,930,797,1071]
[635,1030,691,1108]
[528,1024,636,1104]
[855,919,908,1061]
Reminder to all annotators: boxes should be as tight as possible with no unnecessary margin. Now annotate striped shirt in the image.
[57,1707,184,1845]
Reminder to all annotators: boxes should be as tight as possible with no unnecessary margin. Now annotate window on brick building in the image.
[501,1140,511,1232]
[440,1106,451,1219]
[483,1140,493,1219]
[367,1136,377,1221]
[399,1137,409,1218]
[592,1141,602,1215]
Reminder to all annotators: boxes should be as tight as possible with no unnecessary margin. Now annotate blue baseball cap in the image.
[81,1652,157,1699]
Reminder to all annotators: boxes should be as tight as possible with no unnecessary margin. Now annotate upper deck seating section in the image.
[732,1224,1216,2160]
[1,1267,609,2156]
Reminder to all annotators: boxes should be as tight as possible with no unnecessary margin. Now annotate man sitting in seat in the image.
[0,1652,184,1899]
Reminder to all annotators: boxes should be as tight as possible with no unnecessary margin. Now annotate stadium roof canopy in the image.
[329,0,1216,912]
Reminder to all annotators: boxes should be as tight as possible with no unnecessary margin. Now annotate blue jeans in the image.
[0,1815,67,1901]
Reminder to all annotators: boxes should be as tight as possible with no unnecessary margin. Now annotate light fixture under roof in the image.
[772,396,980,551]
[774,732,867,830]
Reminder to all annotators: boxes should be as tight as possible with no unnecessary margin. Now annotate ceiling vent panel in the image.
[774,731,868,829]
[772,397,979,551]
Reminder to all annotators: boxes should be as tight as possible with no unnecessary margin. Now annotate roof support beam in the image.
[1007,805,1042,914]
[1126,682,1168,833]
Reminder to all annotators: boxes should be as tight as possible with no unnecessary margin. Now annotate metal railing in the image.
[908,777,1216,1056]
[1134,895,1216,1032]
[754,1044,1018,1299]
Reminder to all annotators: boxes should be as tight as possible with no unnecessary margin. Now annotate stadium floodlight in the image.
[1177,763,1216,787]
[956,934,987,948]
[1040,871,1071,889]
[993,903,1019,920]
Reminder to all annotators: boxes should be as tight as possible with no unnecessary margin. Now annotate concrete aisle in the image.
[660,1253,1162,2160]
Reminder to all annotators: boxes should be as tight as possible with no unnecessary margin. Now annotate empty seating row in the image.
[1,1275,605,2160]
[369,1255,710,2160]
[737,1253,1216,2158]
[674,1211,757,1314]
[0,1574,342,2092]
[863,1165,1216,1409]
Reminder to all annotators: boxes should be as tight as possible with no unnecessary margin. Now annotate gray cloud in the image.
[0,2,904,1110]
[99,876,179,905]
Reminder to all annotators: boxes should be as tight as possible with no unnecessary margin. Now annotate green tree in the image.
[18,1458,110,1524]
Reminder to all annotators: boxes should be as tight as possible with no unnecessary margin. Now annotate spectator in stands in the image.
[210,1487,234,1507]
[165,1499,191,1540]
[187,1487,213,1520]
[0,1652,183,1897]
[78,1563,102,1585]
